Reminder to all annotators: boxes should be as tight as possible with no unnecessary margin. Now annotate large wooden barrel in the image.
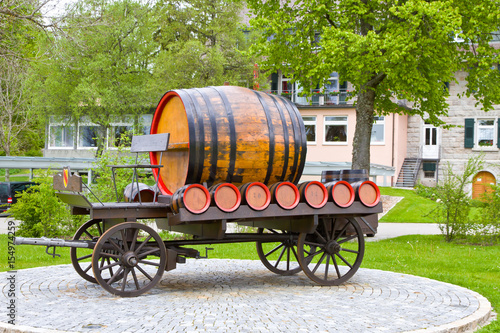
[150,86,307,195]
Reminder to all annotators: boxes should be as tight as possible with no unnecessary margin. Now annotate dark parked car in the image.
[0,181,36,215]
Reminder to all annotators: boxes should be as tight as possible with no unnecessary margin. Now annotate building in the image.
[405,66,500,198]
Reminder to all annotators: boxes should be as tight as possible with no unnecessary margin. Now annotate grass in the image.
[378,187,438,223]
[378,187,482,223]
[0,169,32,182]
[2,234,498,332]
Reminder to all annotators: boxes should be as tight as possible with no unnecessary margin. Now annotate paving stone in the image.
[0,259,493,332]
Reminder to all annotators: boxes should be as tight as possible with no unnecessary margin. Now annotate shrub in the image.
[469,184,500,244]
[415,183,437,200]
[428,156,484,242]
[88,144,138,203]
[9,170,84,237]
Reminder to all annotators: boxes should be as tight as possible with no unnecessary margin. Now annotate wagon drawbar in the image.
[15,86,382,297]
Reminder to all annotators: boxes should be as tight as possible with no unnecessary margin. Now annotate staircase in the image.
[395,158,422,188]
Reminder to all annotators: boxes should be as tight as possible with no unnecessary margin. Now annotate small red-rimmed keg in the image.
[209,183,241,213]
[269,181,300,210]
[325,181,355,208]
[171,184,211,214]
[297,181,328,208]
[239,182,271,211]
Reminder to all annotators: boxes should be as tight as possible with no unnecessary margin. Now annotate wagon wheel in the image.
[71,219,113,284]
[92,222,166,297]
[297,217,364,286]
[256,228,302,275]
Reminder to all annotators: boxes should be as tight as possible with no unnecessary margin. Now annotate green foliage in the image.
[469,184,500,244]
[8,170,84,237]
[247,0,500,117]
[30,0,159,156]
[425,156,485,242]
[246,0,500,169]
[151,0,260,90]
[89,143,140,203]
[415,183,437,200]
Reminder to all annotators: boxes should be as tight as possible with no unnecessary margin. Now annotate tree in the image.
[246,0,500,171]
[151,0,260,90]
[0,58,33,180]
[31,0,159,156]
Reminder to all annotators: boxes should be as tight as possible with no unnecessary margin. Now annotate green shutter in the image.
[271,73,278,91]
[497,118,500,148]
[423,162,436,171]
[464,118,475,148]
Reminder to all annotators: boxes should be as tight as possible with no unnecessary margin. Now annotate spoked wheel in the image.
[256,228,302,275]
[71,219,110,283]
[297,217,364,286]
[92,222,166,297]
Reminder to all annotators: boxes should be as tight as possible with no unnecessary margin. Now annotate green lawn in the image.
[378,187,438,223]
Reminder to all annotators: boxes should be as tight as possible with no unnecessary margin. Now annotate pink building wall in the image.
[299,106,407,186]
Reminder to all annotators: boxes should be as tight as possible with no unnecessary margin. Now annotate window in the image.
[78,120,99,148]
[477,119,495,147]
[423,162,436,178]
[324,116,347,144]
[464,118,500,149]
[108,116,134,148]
[302,116,316,143]
[324,73,339,105]
[371,116,385,144]
[140,114,153,135]
[49,125,74,148]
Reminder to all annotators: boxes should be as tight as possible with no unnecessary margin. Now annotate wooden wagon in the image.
[15,86,382,297]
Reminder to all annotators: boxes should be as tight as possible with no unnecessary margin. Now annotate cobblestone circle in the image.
[0,259,492,333]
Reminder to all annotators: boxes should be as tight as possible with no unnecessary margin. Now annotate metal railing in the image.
[269,89,354,106]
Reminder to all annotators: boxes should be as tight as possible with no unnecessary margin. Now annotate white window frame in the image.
[48,117,74,149]
[371,116,385,145]
[324,116,348,145]
[475,118,497,148]
[302,116,317,145]
[77,119,99,149]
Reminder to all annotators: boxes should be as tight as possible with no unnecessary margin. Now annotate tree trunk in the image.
[351,90,375,173]
[5,169,10,182]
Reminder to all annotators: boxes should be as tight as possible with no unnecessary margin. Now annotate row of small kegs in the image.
[170,169,381,215]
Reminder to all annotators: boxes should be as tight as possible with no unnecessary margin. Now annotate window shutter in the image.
[497,118,500,148]
[271,73,278,91]
[464,118,475,148]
